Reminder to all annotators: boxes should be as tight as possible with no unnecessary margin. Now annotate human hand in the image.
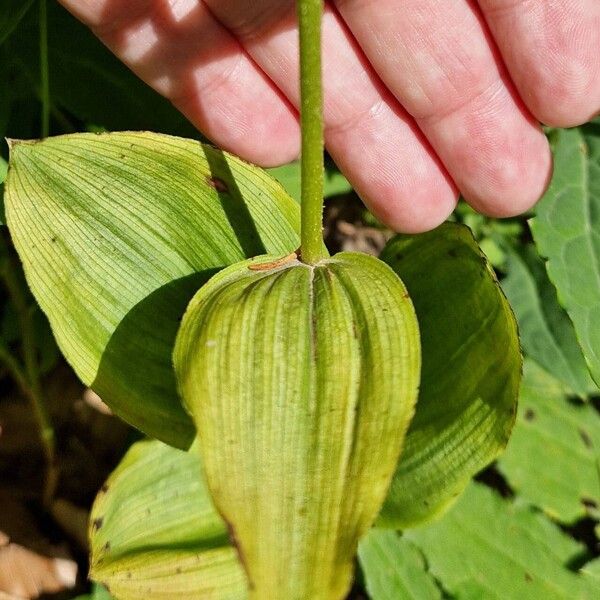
[58,0,599,232]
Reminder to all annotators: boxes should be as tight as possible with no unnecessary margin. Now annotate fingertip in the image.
[534,102,600,130]
[177,83,301,169]
[523,61,600,129]
[367,176,459,234]
[463,130,553,218]
[232,112,301,168]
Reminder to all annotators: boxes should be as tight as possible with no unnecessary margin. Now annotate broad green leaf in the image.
[0,0,35,45]
[530,124,600,386]
[502,244,596,397]
[269,161,352,203]
[497,360,600,523]
[5,132,299,448]
[174,252,420,599]
[406,482,598,599]
[90,439,247,599]
[378,223,521,527]
[358,530,441,600]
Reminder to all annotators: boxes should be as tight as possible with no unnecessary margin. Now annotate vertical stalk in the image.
[39,0,50,138]
[298,0,325,265]
[0,243,57,506]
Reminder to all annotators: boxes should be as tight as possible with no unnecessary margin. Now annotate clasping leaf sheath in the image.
[174,252,420,599]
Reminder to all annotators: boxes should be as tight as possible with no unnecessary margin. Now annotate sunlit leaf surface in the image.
[174,252,420,599]
[358,530,440,600]
[90,440,247,600]
[406,482,598,599]
[5,132,299,447]
[498,361,600,524]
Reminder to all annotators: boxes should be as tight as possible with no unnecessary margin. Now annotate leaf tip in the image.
[5,137,40,155]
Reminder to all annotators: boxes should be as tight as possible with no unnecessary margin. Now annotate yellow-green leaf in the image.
[174,252,420,599]
[4,132,299,448]
[379,223,521,527]
[90,439,247,599]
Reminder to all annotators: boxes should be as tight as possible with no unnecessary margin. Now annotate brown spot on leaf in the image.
[524,572,532,582]
[207,176,229,193]
[524,409,535,422]
[248,253,297,271]
[92,517,103,532]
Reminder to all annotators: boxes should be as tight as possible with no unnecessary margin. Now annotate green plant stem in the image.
[0,342,31,396]
[0,248,57,507]
[298,0,325,265]
[39,0,50,138]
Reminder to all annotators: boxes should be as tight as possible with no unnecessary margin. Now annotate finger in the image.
[57,0,300,166]
[204,1,458,232]
[335,0,552,218]
[478,0,600,127]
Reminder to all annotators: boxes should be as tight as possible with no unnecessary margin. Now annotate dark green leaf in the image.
[378,223,521,527]
[0,0,35,45]
[11,2,198,135]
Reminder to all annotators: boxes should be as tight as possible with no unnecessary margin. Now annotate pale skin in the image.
[59,0,600,232]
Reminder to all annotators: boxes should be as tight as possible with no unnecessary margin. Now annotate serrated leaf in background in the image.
[90,440,247,599]
[502,245,597,397]
[5,132,300,448]
[406,482,598,599]
[497,360,600,524]
[358,530,441,600]
[530,124,600,387]
[378,223,521,527]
